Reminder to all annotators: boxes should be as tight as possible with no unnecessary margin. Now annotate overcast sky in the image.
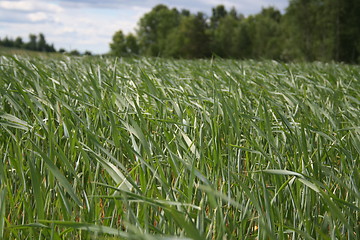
[0,0,289,54]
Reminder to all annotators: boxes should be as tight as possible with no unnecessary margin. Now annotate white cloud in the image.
[198,0,287,14]
[28,12,48,22]
[0,0,63,12]
[58,27,76,34]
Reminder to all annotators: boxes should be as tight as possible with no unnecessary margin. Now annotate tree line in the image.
[0,33,56,53]
[110,0,360,63]
[0,33,93,56]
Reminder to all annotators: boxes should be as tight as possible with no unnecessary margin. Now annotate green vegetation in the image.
[110,0,360,63]
[0,33,92,56]
[0,33,56,53]
[0,46,61,58]
[0,55,359,239]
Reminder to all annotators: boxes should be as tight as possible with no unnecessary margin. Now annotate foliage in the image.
[282,0,360,62]
[109,31,139,57]
[0,55,359,239]
[210,5,228,29]
[110,2,360,62]
[166,13,210,58]
[0,33,56,53]
[246,7,283,60]
[137,4,181,56]
[69,49,81,56]
[210,13,238,58]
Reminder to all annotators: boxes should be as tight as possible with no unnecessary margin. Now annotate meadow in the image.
[0,55,359,239]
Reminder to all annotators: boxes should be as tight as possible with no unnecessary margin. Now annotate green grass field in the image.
[0,55,359,239]
[0,47,60,58]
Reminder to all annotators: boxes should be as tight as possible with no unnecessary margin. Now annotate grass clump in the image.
[0,55,359,239]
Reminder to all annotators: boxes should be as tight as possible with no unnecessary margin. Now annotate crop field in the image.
[0,56,359,239]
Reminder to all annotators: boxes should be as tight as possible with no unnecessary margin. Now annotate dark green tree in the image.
[0,33,55,52]
[336,0,360,62]
[229,7,239,18]
[180,9,190,17]
[108,2,360,62]
[69,50,80,56]
[248,7,282,59]
[46,43,56,52]
[137,4,180,56]
[37,33,46,52]
[284,0,325,61]
[27,34,37,51]
[236,21,253,59]
[211,14,241,57]
[110,30,127,56]
[282,0,360,62]
[125,34,139,55]
[1,37,14,47]
[210,5,227,28]
[110,30,139,56]
[14,37,24,48]
[58,48,66,53]
[166,13,210,58]
[209,5,255,59]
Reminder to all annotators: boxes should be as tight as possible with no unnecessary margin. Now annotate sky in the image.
[0,0,289,54]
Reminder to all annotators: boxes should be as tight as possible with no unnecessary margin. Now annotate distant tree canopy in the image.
[110,0,360,63]
[0,33,93,56]
[110,30,139,56]
[0,33,56,53]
